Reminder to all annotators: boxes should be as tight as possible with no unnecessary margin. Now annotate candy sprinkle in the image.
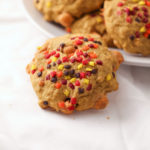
[64,89,69,96]
[106,74,112,81]
[55,82,61,89]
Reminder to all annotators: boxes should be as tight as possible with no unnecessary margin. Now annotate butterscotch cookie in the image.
[104,0,150,56]
[34,0,104,27]
[70,11,115,47]
[26,34,123,114]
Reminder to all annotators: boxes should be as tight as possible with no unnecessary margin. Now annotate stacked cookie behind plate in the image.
[34,0,150,55]
[104,0,150,56]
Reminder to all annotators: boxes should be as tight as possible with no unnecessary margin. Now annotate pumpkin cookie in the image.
[26,34,123,114]
[70,11,115,47]
[104,0,150,56]
[34,0,104,27]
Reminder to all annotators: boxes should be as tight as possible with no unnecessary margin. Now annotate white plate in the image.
[22,0,150,67]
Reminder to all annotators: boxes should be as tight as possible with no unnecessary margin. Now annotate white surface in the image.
[0,0,150,150]
[22,0,150,67]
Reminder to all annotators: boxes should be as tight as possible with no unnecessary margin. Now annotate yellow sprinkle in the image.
[37,46,42,50]
[65,76,71,80]
[46,2,52,8]
[70,78,76,83]
[140,26,146,33]
[58,64,64,70]
[89,61,95,66]
[77,64,83,69]
[52,57,57,62]
[96,17,102,23]
[64,89,69,96]
[138,1,145,5]
[106,74,112,81]
[31,64,36,70]
[86,68,92,71]
[132,0,138,2]
[83,79,89,85]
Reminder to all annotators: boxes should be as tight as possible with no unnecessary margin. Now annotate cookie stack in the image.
[28,0,125,114]
[34,0,150,56]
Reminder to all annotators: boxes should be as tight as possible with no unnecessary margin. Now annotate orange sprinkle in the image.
[57,71,63,77]
[144,32,149,38]
[39,66,44,72]
[93,44,98,48]
[58,101,65,108]
[68,53,74,58]
[89,52,97,58]
[55,82,61,89]
[147,29,150,34]
[44,50,49,55]
[47,59,52,64]
[83,45,89,51]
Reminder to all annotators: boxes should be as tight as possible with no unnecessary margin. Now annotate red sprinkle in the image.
[75,80,80,86]
[31,70,36,74]
[78,36,84,39]
[88,37,94,41]
[62,56,68,62]
[87,84,92,91]
[126,17,132,23]
[68,105,75,110]
[75,40,83,45]
[69,83,75,89]
[50,51,56,56]
[76,57,83,62]
[54,53,60,58]
[96,60,103,65]
[80,72,86,79]
[82,60,88,65]
[46,74,50,80]
[45,53,51,59]
[86,71,91,76]
[70,57,76,63]
[71,98,77,104]
[50,71,56,77]
[117,2,124,7]
[76,50,83,56]
[61,79,67,85]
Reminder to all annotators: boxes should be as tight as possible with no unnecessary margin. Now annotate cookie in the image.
[104,0,150,56]
[26,34,123,114]
[34,0,104,27]
[70,10,115,47]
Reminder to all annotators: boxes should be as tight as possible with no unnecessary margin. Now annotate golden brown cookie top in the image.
[71,11,106,35]
[116,0,150,40]
[34,0,104,27]
[70,10,115,47]
[104,0,150,55]
[27,34,123,113]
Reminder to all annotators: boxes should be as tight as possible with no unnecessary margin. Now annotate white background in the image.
[0,0,150,150]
